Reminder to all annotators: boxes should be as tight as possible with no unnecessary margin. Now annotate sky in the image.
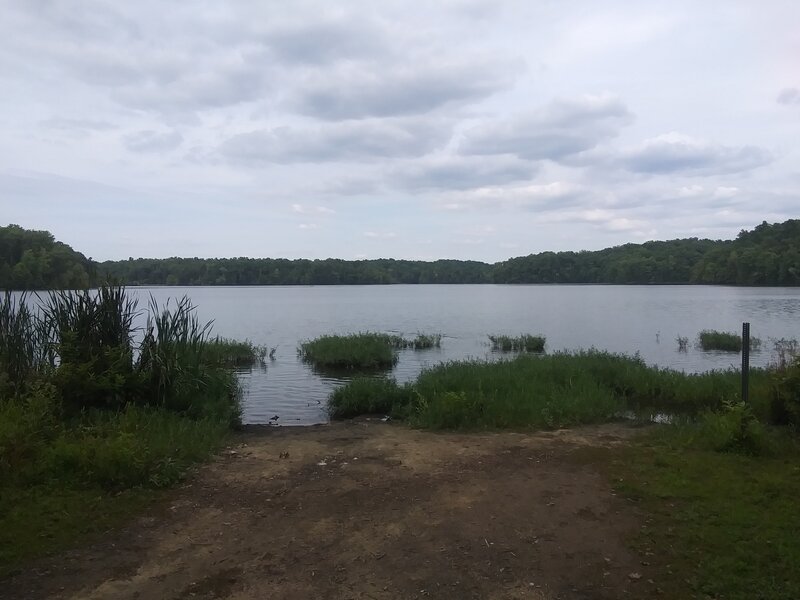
[1,0,798,262]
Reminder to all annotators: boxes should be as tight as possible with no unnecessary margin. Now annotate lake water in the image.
[123,285,800,425]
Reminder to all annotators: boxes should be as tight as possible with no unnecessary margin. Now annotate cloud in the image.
[391,156,536,191]
[291,59,519,120]
[460,94,633,161]
[40,117,116,133]
[364,231,397,239]
[219,118,451,164]
[298,223,318,230]
[777,87,800,105]
[263,17,387,65]
[440,181,585,212]
[621,133,771,175]
[123,130,183,153]
[291,203,335,215]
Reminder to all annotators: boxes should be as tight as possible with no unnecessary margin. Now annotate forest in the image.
[1,220,798,289]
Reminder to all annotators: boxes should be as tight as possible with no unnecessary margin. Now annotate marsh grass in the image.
[0,292,46,396]
[698,329,762,352]
[0,284,249,572]
[489,334,546,352]
[206,337,268,367]
[299,333,398,370]
[328,351,772,430]
[387,333,443,350]
[676,336,689,352]
[328,377,414,418]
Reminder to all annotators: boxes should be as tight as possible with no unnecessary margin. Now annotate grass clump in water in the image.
[388,333,443,350]
[489,334,546,353]
[206,337,268,367]
[698,329,761,352]
[299,333,398,370]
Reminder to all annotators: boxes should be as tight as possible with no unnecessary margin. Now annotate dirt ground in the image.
[3,421,658,600]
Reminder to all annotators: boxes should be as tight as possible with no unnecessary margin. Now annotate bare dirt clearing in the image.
[3,422,657,600]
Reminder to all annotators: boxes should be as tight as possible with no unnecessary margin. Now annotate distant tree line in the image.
[1,220,798,290]
[0,224,93,290]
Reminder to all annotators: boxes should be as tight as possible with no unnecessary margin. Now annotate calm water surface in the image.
[128,285,800,425]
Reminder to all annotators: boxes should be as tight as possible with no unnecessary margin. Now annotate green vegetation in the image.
[488,334,546,352]
[328,377,413,418]
[327,351,775,428]
[0,285,245,573]
[299,332,443,371]
[603,425,800,600]
[387,333,443,350]
[676,335,689,351]
[206,337,268,367]
[0,224,93,290]
[299,333,399,370]
[698,329,761,352]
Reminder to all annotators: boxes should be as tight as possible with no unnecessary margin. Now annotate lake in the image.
[124,285,800,425]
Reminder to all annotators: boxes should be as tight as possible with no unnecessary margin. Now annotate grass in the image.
[206,337,268,367]
[488,334,546,352]
[601,426,800,600]
[328,377,413,418]
[299,333,398,370]
[327,351,775,429]
[299,331,443,371]
[698,329,762,352]
[0,284,247,574]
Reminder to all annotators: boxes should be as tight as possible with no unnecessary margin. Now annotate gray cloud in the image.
[40,117,116,133]
[219,118,451,164]
[124,130,183,153]
[392,156,536,191]
[621,133,771,175]
[264,18,386,65]
[292,60,519,120]
[777,87,800,105]
[460,95,633,161]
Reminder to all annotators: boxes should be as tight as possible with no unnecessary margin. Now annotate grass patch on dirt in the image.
[603,426,800,600]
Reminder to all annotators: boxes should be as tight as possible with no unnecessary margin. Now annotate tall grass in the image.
[328,351,774,430]
[698,329,761,352]
[299,333,398,370]
[489,334,546,352]
[206,337,268,366]
[0,284,249,572]
[0,292,46,396]
[328,377,414,418]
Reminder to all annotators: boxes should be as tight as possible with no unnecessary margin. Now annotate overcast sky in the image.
[1,1,798,261]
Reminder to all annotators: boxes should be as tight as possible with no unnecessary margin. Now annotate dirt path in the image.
[3,422,657,600]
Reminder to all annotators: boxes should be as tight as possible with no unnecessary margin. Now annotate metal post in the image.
[741,322,750,404]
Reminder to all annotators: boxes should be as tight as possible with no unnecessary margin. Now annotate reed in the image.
[488,334,546,352]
